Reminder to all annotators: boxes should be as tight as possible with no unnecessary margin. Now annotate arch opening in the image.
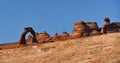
[18,27,38,45]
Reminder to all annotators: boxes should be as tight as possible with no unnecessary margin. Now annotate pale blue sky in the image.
[0,0,120,44]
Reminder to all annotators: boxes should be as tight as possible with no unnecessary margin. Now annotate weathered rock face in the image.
[101,17,111,33]
[59,32,69,40]
[36,31,51,42]
[110,22,120,32]
[26,34,33,44]
[18,27,38,45]
[70,21,99,39]
[86,22,100,35]
[86,22,99,31]
[70,21,86,38]
[101,18,120,33]
[18,17,120,45]
[51,33,60,41]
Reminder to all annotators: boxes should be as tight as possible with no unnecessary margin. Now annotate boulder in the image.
[101,18,120,33]
[26,34,33,44]
[36,31,51,42]
[86,22,99,31]
[110,22,120,32]
[60,32,69,40]
[101,17,111,33]
[51,33,60,41]
[70,21,86,38]
[86,22,99,35]
[70,21,100,38]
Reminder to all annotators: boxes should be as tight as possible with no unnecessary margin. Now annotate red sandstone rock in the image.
[70,21,99,38]
[59,32,69,40]
[86,22,99,31]
[26,34,33,44]
[36,31,51,42]
[101,18,120,33]
[86,22,99,36]
[101,17,111,33]
[51,33,60,41]
[17,17,120,45]
[18,27,38,46]
[70,21,85,38]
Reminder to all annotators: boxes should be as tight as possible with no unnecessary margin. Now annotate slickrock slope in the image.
[0,32,120,63]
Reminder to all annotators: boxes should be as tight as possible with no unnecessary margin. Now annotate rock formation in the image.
[18,27,38,45]
[110,22,120,32]
[101,17,111,33]
[51,32,69,41]
[86,22,99,35]
[101,17,120,33]
[51,33,60,41]
[26,34,33,44]
[17,17,120,45]
[59,32,69,40]
[70,21,86,39]
[70,20,99,39]
[36,31,51,42]
[1,32,120,63]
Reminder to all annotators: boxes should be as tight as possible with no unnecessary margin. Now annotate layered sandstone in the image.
[59,32,70,40]
[1,33,120,63]
[70,21,86,38]
[51,33,60,41]
[2,17,120,48]
[18,27,38,45]
[36,31,51,42]
[51,32,69,41]
[70,21,99,39]
[101,17,120,33]
[0,17,120,63]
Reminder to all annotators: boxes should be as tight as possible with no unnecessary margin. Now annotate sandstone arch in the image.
[18,27,38,45]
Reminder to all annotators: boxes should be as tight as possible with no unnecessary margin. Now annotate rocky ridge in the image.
[25,18,120,45]
[0,17,120,49]
[0,32,120,63]
[0,17,120,63]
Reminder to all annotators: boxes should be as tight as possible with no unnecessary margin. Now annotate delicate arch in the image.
[18,27,38,45]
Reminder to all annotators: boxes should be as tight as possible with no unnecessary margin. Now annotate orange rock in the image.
[51,33,60,41]
[70,21,99,38]
[101,18,120,33]
[36,31,51,42]
[18,27,38,45]
[60,32,69,40]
